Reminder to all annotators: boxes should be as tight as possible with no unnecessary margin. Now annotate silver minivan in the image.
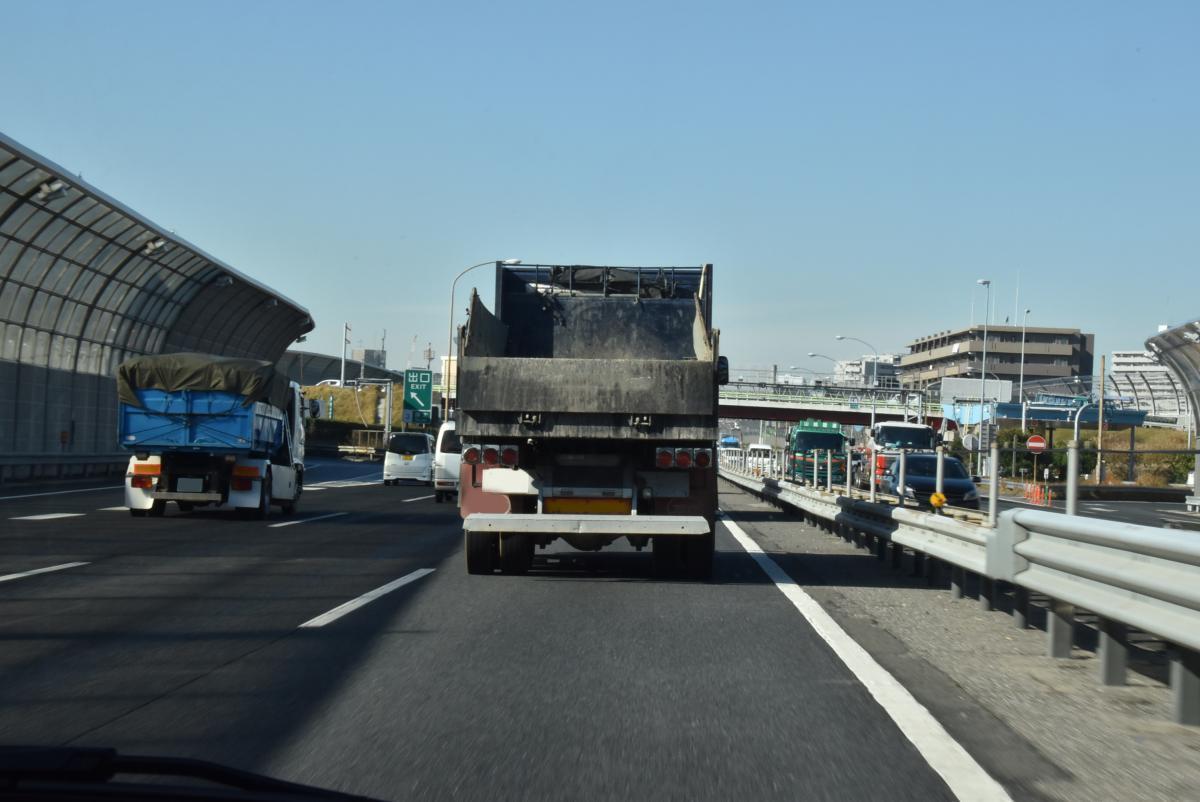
[383,432,434,486]
[433,421,461,503]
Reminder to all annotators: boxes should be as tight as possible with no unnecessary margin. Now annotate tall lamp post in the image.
[976,279,992,475]
[1019,308,1031,431]
[445,259,522,420]
[811,351,873,427]
[835,335,880,387]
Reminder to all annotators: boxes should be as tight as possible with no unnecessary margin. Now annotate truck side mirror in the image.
[308,398,322,418]
[716,356,730,386]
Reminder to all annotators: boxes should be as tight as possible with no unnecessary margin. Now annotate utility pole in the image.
[340,323,350,385]
[1096,355,1106,484]
[424,342,434,370]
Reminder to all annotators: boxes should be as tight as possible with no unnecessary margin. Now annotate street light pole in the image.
[976,279,992,475]
[1019,308,1031,432]
[445,259,522,422]
[340,323,351,386]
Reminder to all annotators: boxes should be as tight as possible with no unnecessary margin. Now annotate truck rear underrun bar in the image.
[463,513,709,536]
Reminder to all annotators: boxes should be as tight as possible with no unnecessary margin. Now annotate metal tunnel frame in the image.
[0,131,313,480]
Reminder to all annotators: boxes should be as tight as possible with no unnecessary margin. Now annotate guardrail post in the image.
[988,443,999,527]
[826,450,833,492]
[950,566,964,599]
[935,445,945,495]
[910,550,924,577]
[1097,618,1128,686]
[1013,587,1029,629]
[925,557,938,585]
[812,450,819,486]
[1169,647,1200,726]
[897,450,907,508]
[1066,440,1080,516]
[876,537,887,560]
[1047,599,1075,658]
[890,543,903,569]
[979,577,995,611]
[869,446,877,503]
[845,445,853,498]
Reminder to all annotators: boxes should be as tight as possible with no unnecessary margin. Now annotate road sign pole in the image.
[1066,440,1080,516]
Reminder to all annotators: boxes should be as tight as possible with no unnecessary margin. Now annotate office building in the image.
[900,325,1094,394]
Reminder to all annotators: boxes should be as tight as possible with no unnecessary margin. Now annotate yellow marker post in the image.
[929,492,947,514]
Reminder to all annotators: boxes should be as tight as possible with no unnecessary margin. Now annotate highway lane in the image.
[0,473,1017,801]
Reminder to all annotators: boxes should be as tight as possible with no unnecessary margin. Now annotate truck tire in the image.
[682,532,715,581]
[177,502,194,513]
[148,501,166,517]
[434,491,444,503]
[498,533,534,575]
[129,508,148,518]
[465,531,498,574]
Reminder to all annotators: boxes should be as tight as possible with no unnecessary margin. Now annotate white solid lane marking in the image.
[304,487,327,491]
[403,494,435,503]
[1085,505,1117,513]
[0,561,89,584]
[720,512,1012,802]
[98,506,129,511]
[269,512,348,529]
[9,513,87,521]
[0,485,122,502]
[298,568,435,628]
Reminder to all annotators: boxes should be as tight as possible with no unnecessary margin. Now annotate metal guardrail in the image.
[0,453,129,485]
[719,451,1200,725]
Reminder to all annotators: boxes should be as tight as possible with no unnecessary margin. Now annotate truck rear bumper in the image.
[463,513,709,536]
[152,491,224,502]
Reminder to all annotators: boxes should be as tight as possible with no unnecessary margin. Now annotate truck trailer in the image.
[117,353,306,518]
[455,264,727,578]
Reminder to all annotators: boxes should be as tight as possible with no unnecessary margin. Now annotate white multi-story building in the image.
[1110,348,1191,427]
[835,354,901,387]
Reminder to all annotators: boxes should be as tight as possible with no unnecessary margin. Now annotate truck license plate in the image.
[402,455,414,461]
[177,477,203,493]
[544,498,632,515]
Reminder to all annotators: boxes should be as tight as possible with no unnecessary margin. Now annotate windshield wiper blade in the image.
[0,747,383,801]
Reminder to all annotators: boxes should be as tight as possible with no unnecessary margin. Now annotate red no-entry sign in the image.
[1026,435,1047,454]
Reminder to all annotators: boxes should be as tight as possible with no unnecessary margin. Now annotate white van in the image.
[433,421,461,503]
[383,432,434,486]
[746,443,776,476]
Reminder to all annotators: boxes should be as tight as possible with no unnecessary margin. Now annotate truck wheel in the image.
[148,501,166,517]
[129,508,148,518]
[499,533,534,574]
[465,531,498,574]
[682,532,715,581]
[177,502,194,513]
[434,491,444,503]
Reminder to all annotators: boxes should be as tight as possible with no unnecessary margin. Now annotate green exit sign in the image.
[404,369,433,423]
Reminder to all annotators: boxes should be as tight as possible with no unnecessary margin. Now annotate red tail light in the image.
[130,475,154,489]
[463,446,481,465]
[694,448,712,468]
[500,446,519,466]
[231,477,253,491]
[674,449,693,469]
[655,448,674,468]
[482,446,500,466]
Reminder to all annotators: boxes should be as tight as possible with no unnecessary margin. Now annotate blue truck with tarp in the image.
[117,353,306,519]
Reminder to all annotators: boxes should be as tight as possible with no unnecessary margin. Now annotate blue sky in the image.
[3,1,1196,374]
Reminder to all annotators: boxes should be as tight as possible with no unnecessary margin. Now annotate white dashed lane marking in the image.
[9,513,87,521]
[0,562,89,584]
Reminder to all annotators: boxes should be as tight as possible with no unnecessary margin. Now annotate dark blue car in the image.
[879,453,980,509]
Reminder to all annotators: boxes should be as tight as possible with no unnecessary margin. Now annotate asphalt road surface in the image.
[0,460,1025,801]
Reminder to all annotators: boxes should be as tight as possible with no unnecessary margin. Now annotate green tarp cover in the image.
[117,353,292,410]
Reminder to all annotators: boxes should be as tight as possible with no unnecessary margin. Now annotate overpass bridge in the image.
[719,381,944,427]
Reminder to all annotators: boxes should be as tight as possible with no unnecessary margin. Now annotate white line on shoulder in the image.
[720,511,1012,802]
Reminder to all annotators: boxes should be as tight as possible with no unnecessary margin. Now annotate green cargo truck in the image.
[785,419,847,486]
